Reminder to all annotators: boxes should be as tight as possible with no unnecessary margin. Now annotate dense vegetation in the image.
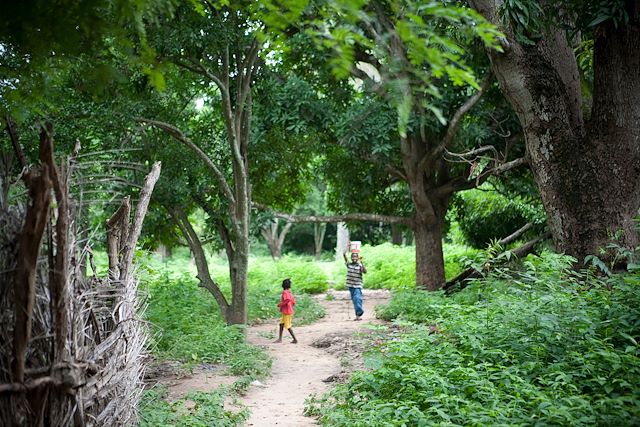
[2,0,639,426]
[309,252,640,425]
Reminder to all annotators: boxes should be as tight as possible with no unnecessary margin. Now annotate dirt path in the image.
[243,289,390,427]
[155,289,391,426]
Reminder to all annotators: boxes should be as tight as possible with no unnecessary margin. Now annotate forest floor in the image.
[152,289,391,426]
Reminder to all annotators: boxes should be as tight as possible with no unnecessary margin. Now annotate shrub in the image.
[314,252,640,425]
[454,189,545,249]
[139,386,248,427]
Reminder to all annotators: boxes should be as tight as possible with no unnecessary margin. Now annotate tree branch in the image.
[4,115,27,170]
[264,210,413,227]
[169,207,230,315]
[435,156,528,196]
[420,73,493,173]
[136,118,236,205]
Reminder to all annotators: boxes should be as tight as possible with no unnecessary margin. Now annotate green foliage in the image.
[143,272,271,376]
[454,188,546,249]
[0,0,175,119]
[301,1,503,136]
[249,255,330,295]
[139,386,248,427]
[331,243,480,290]
[313,252,640,425]
[139,249,326,369]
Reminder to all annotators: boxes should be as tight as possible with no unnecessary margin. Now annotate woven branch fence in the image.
[0,123,161,426]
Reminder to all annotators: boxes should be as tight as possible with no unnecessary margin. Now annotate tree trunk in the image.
[413,213,446,290]
[314,222,327,260]
[335,222,350,261]
[470,0,640,264]
[261,219,292,259]
[391,223,403,245]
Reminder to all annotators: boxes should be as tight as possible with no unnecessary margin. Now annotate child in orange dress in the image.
[275,278,298,344]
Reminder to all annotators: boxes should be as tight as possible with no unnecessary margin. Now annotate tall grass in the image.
[330,242,480,290]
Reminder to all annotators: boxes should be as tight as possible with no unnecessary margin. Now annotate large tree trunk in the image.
[470,0,640,263]
[413,216,446,290]
[401,134,451,290]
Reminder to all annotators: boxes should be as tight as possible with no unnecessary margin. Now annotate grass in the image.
[139,385,249,427]
[133,241,483,424]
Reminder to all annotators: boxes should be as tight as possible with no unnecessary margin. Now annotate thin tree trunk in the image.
[171,208,231,322]
[314,222,327,260]
[336,222,350,261]
[261,219,292,259]
[391,224,403,245]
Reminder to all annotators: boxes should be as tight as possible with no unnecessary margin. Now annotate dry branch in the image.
[118,162,161,283]
[444,231,552,294]
[12,165,52,382]
[1,129,160,426]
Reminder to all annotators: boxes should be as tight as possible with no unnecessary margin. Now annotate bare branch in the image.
[4,115,27,170]
[420,73,493,172]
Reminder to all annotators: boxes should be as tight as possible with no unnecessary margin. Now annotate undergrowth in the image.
[139,385,248,427]
[310,251,640,425]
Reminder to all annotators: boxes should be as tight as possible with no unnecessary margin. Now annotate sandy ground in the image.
[243,289,390,427]
[155,289,391,426]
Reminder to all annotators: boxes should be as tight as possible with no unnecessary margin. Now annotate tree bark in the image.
[413,217,446,290]
[336,222,350,261]
[260,219,292,259]
[314,222,327,260]
[469,0,640,264]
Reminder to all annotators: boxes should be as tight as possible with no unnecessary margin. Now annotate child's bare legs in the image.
[274,323,284,343]
[288,328,297,344]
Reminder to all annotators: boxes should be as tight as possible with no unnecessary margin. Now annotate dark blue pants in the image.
[348,287,364,317]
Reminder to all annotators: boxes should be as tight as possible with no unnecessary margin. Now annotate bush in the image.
[454,189,545,249]
[313,252,640,425]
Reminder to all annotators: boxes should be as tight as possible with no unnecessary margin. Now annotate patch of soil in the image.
[150,289,392,426]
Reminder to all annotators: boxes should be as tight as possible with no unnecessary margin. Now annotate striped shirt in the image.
[345,262,364,288]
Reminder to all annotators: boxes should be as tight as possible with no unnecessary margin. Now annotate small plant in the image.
[139,386,249,427]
